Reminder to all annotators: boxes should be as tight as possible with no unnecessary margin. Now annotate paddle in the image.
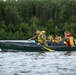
[37,46,54,56]
[43,46,54,52]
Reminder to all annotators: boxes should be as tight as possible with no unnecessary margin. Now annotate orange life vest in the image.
[54,36,61,43]
[66,33,74,46]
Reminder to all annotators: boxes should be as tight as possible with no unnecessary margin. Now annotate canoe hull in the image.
[0,40,76,52]
[0,41,44,52]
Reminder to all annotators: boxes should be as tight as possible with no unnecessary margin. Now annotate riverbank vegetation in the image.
[0,0,76,39]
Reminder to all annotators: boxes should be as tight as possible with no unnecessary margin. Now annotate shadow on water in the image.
[0,51,76,75]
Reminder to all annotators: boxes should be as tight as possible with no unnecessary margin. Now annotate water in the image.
[0,52,76,75]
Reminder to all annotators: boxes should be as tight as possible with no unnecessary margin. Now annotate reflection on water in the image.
[0,52,76,75]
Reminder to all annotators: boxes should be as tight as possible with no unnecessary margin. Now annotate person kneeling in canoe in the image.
[63,31,75,56]
[47,35,53,42]
[28,30,46,46]
[54,35,62,43]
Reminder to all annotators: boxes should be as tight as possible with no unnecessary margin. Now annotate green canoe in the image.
[0,40,76,52]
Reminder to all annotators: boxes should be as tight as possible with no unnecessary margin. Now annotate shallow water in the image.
[0,52,76,75]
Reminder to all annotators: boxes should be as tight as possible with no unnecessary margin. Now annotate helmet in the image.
[41,31,45,34]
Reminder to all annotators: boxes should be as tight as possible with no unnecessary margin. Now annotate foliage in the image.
[0,0,76,39]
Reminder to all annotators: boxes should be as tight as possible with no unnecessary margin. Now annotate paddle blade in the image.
[43,46,54,52]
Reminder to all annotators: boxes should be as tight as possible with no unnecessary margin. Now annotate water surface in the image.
[0,52,76,75]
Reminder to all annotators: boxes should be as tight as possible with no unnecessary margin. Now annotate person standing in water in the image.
[63,31,75,56]
[28,30,46,46]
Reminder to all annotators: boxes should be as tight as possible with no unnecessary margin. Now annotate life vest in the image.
[66,33,74,46]
[54,38,59,43]
[54,36,61,43]
[37,34,42,43]
[37,31,46,45]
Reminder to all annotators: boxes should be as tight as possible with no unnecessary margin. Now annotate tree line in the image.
[0,0,76,39]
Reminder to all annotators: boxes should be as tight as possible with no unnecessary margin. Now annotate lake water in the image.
[0,52,76,75]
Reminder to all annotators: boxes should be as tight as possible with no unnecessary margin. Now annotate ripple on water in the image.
[0,52,76,75]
